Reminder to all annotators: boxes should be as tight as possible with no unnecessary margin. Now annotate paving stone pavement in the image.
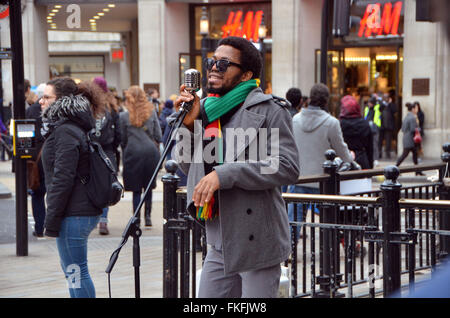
[0,159,200,298]
[0,155,441,298]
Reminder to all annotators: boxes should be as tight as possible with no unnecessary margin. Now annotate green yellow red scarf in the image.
[196,79,260,221]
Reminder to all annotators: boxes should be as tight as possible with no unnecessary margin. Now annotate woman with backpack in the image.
[120,86,162,227]
[41,77,105,298]
[79,77,122,235]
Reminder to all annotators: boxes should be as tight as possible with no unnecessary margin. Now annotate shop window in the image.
[49,55,104,82]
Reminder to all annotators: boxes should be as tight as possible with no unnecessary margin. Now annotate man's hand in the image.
[193,171,220,208]
[174,84,201,131]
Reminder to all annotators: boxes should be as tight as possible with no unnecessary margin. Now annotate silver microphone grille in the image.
[184,69,201,92]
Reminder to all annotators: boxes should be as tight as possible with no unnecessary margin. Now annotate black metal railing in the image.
[161,143,450,298]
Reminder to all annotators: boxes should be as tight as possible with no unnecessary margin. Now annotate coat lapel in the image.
[224,106,266,162]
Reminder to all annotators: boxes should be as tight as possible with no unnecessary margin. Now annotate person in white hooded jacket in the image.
[288,83,354,237]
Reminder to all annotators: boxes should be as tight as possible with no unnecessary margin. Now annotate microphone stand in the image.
[105,99,194,298]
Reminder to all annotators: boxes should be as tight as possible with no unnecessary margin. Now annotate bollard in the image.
[438,143,450,259]
[162,160,180,298]
[380,165,402,297]
[315,150,343,297]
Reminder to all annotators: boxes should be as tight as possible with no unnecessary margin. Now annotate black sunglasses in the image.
[204,58,242,73]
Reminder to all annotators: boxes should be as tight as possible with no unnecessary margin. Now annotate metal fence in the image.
[161,143,450,298]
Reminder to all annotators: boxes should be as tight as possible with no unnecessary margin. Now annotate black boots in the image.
[144,203,152,227]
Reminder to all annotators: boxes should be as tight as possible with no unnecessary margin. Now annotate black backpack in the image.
[78,130,124,209]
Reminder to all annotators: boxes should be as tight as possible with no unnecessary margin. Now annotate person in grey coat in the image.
[173,36,300,298]
[287,84,354,240]
[396,102,422,174]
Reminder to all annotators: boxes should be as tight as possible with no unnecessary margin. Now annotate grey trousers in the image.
[198,247,281,298]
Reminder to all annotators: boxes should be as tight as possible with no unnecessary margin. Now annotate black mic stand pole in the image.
[105,99,194,298]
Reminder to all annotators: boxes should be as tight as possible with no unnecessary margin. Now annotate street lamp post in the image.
[200,7,209,98]
[258,15,267,93]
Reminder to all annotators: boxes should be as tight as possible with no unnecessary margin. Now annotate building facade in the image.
[0,0,448,157]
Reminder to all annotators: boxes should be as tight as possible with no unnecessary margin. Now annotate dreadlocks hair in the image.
[47,77,79,100]
[77,81,107,119]
[217,36,262,79]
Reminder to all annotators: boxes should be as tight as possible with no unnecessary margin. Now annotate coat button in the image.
[249,235,254,241]
[246,208,252,215]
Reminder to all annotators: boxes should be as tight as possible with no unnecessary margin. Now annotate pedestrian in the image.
[159,99,175,136]
[24,79,38,108]
[364,96,382,165]
[147,88,163,116]
[378,91,397,159]
[83,76,122,235]
[289,83,354,239]
[396,102,424,175]
[120,85,162,227]
[339,95,374,169]
[41,77,105,298]
[173,36,300,298]
[285,87,302,117]
[414,101,425,159]
[26,83,47,237]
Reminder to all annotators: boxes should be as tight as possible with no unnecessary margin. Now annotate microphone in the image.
[180,69,201,113]
[184,68,201,93]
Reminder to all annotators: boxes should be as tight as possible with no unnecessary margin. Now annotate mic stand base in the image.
[105,103,192,298]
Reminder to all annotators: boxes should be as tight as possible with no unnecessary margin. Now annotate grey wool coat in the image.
[401,112,418,149]
[174,87,300,275]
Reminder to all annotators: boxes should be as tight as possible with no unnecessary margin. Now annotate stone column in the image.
[272,0,322,98]
[137,0,165,97]
[402,0,450,158]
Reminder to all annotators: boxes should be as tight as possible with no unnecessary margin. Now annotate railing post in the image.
[438,143,450,259]
[316,150,343,297]
[380,166,402,297]
[162,160,180,298]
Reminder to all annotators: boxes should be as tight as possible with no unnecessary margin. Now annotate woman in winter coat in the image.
[396,102,423,174]
[120,85,162,227]
[41,77,105,298]
[339,95,374,169]
[80,77,122,235]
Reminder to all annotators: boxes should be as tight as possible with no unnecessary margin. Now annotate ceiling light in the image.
[98,12,105,16]
[49,13,55,16]
[103,8,110,12]
[108,4,115,8]
[93,16,100,19]
[54,5,62,9]
[47,20,53,23]
[52,9,59,13]
[89,19,96,22]
[47,16,52,19]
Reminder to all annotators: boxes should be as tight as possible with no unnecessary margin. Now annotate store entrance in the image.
[317,45,403,156]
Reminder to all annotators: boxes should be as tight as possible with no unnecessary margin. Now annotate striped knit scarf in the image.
[196,79,259,221]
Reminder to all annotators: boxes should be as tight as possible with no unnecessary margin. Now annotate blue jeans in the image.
[56,216,100,298]
[100,207,108,223]
[31,181,46,235]
[287,185,320,239]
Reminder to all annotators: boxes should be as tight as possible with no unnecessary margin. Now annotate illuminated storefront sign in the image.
[358,1,403,37]
[221,10,264,42]
[0,5,9,19]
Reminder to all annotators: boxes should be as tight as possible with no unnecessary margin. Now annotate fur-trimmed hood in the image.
[42,94,95,137]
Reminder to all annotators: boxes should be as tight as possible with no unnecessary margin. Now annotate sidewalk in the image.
[0,155,442,298]
[0,159,180,298]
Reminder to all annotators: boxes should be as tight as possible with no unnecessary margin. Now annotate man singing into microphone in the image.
[173,36,299,297]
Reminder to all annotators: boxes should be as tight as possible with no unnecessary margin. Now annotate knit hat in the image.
[93,76,108,93]
[339,95,362,119]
